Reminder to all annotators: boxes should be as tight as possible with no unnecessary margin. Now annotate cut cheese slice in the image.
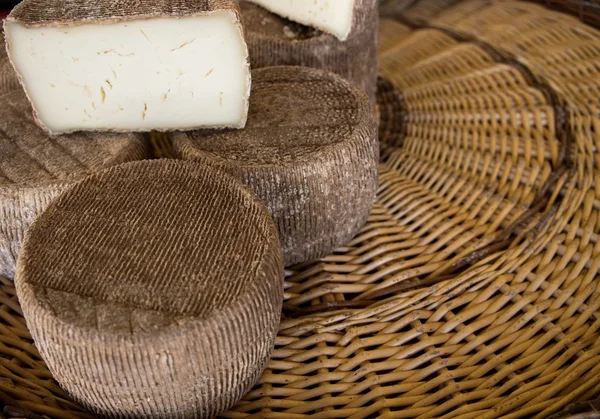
[247,0,356,41]
[0,32,19,94]
[240,1,378,101]
[15,160,283,418]
[0,90,148,279]
[173,66,379,266]
[4,0,250,134]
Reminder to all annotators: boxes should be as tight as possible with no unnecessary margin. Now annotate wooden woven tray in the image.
[1,0,600,418]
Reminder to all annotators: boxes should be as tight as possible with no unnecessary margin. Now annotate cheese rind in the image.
[0,90,148,279]
[173,66,379,266]
[0,33,19,94]
[247,0,356,41]
[240,1,378,102]
[4,0,250,134]
[15,160,283,418]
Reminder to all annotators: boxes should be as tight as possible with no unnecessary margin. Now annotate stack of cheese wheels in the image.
[173,66,379,266]
[240,0,379,102]
[0,33,19,93]
[0,90,148,279]
[4,0,379,416]
[15,160,284,418]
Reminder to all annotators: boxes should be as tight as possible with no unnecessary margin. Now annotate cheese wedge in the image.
[173,66,379,266]
[4,0,250,134]
[0,90,148,279]
[16,160,283,418]
[247,0,356,41]
[240,1,378,101]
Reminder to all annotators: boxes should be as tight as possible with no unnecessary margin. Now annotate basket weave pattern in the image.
[0,1,598,418]
[379,19,412,53]
[401,0,463,24]
[228,2,600,417]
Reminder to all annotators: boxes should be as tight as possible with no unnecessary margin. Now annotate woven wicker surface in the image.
[379,19,412,53]
[526,0,600,29]
[0,1,599,418]
[400,0,464,24]
[380,0,417,18]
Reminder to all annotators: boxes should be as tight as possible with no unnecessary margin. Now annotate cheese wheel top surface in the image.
[180,66,369,166]
[0,90,146,187]
[16,160,283,325]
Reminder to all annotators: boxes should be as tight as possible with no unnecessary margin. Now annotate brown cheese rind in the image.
[7,0,242,27]
[240,0,379,102]
[0,33,19,94]
[16,160,284,418]
[173,66,379,266]
[0,90,149,279]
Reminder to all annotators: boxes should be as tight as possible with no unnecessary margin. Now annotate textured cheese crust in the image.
[247,0,356,41]
[240,1,378,102]
[173,66,379,266]
[4,0,250,134]
[0,90,148,279]
[16,160,283,418]
[0,33,20,94]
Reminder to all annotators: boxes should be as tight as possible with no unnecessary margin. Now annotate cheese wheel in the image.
[173,66,379,266]
[16,160,284,418]
[4,0,250,134]
[0,90,148,279]
[240,1,379,102]
[0,32,19,94]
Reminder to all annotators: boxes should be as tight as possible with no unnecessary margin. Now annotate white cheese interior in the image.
[5,12,249,133]
[247,0,355,41]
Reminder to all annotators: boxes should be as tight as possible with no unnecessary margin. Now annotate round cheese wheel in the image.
[16,160,284,418]
[0,33,20,94]
[240,1,379,102]
[173,66,379,266]
[0,90,148,278]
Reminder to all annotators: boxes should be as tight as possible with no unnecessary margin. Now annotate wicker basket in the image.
[0,0,600,418]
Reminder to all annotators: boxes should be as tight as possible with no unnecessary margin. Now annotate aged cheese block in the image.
[173,66,379,266]
[246,0,356,41]
[15,160,284,418]
[4,0,250,134]
[0,90,148,279]
[240,0,379,102]
[0,32,19,94]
